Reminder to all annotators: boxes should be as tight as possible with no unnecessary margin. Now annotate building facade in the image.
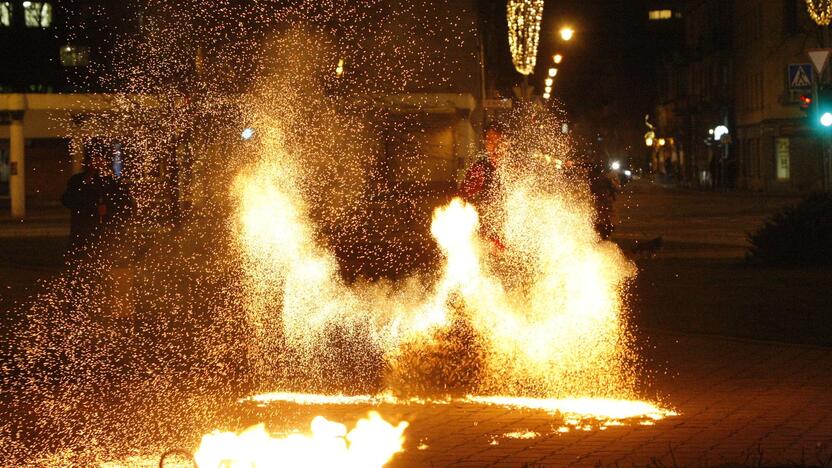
[0,1,135,216]
[653,0,827,192]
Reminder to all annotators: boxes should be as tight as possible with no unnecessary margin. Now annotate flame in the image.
[193,412,407,468]
[242,391,677,428]
[465,396,676,421]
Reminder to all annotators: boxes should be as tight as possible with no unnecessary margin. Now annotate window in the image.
[775,138,790,180]
[783,0,799,36]
[0,2,11,26]
[648,9,673,21]
[60,44,90,67]
[23,1,52,28]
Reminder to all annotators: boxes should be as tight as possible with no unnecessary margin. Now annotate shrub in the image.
[747,193,832,266]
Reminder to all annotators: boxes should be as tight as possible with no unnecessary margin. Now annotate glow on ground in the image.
[466,396,677,421]
[242,392,446,406]
[243,391,676,423]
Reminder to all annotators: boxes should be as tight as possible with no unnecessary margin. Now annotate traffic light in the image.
[818,86,832,128]
[798,89,832,128]
[799,94,813,114]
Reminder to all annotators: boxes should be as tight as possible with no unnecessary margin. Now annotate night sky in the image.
[480,0,681,159]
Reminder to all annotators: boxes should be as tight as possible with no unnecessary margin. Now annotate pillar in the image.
[70,135,84,174]
[9,111,25,219]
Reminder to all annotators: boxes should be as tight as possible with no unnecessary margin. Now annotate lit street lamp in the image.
[548,67,557,77]
[553,54,563,64]
[559,26,575,41]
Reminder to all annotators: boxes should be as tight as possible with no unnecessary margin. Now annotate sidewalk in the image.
[234,332,832,467]
[613,178,802,259]
[0,205,69,238]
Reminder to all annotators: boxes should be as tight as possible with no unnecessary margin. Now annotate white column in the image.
[70,135,84,174]
[9,112,25,219]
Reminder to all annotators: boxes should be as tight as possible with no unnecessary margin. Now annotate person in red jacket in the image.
[459,126,505,250]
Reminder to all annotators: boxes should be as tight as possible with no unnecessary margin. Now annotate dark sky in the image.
[480,0,683,155]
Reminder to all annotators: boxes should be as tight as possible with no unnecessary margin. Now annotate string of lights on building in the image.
[806,0,832,26]
[507,0,544,76]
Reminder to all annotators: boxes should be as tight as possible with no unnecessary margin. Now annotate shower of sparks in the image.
[193,412,408,468]
[234,105,639,398]
[1,0,672,465]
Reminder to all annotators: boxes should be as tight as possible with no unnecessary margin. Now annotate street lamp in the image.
[559,26,575,41]
[545,77,554,86]
[553,53,563,64]
[548,67,558,77]
[713,125,729,140]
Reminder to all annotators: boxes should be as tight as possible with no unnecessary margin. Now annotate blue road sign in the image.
[789,63,813,89]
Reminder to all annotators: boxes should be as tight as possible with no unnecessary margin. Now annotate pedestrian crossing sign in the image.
[789,64,813,89]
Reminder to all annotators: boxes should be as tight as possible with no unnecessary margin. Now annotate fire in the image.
[233,107,643,403]
[465,396,676,421]
[241,391,676,427]
[193,412,407,468]
[430,197,482,290]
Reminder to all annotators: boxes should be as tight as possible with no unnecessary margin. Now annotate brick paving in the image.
[245,332,832,467]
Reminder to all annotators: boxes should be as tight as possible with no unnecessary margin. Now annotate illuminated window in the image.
[648,9,673,20]
[60,44,90,67]
[0,2,11,26]
[23,1,52,28]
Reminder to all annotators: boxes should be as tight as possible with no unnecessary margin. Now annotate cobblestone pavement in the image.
[242,332,832,467]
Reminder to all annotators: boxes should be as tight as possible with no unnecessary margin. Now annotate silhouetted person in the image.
[709,155,722,190]
[589,163,618,239]
[724,156,737,190]
[62,138,130,252]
